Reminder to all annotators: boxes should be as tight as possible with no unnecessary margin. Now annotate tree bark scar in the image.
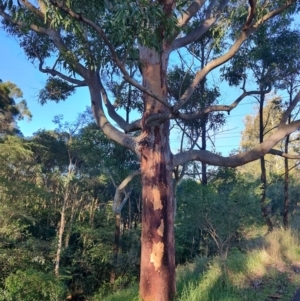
[139,44,175,300]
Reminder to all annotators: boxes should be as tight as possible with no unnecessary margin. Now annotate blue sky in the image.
[0,30,91,135]
[0,29,259,156]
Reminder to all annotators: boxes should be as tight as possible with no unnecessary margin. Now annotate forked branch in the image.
[99,80,142,133]
[146,89,264,126]
[174,107,300,168]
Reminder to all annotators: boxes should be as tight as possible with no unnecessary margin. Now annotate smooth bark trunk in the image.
[138,47,176,301]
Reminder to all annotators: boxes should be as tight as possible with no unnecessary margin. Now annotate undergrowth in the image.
[98,226,300,301]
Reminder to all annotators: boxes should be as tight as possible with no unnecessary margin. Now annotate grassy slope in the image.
[97,227,300,301]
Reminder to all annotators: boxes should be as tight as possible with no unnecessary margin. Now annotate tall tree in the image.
[223,21,300,231]
[240,98,283,230]
[1,1,300,300]
[277,75,300,228]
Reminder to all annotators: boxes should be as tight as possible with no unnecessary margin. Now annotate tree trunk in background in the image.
[200,44,207,186]
[201,116,207,185]
[138,47,176,301]
[259,92,273,232]
[110,213,121,284]
[283,134,290,229]
[260,157,273,231]
[89,196,98,227]
[65,196,80,248]
[64,208,74,248]
[55,192,68,277]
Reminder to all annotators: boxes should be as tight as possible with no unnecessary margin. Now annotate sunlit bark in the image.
[138,47,175,301]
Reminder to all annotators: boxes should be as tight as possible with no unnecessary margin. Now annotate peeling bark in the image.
[138,48,175,301]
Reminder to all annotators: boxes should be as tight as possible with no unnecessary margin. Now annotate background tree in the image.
[0,110,142,300]
[176,168,261,262]
[0,80,31,135]
[277,73,300,228]
[222,21,300,231]
[239,98,300,227]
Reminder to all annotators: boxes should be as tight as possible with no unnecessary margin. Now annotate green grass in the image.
[98,227,300,301]
[91,284,139,301]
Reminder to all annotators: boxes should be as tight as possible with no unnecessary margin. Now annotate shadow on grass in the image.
[93,284,139,301]
[98,227,300,301]
[175,227,300,301]
[176,255,298,301]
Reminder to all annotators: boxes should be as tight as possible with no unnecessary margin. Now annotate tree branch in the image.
[46,29,88,79]
[19,0,50,23]
[177,0,206,28]
[99,80,142,133]
[88,75,137,152]
[173,120,300,167]
[0,8,49,35]
[38,60,87,86]
[48,0,172,110]
[268,149,300,159]
[172,0,296,111]
[0,6,88,79]
[280,91,300,125]
[243,0,257,30]
[145,89,263,126]
[113,170,141,214]
[172,0,229,51]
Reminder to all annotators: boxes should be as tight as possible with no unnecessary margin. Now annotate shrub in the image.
[1,269,66,301]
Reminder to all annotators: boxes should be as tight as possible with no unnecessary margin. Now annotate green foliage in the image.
[222,19,300,88]
[176,170,262,261]
[1,120,300,300]
[99,227,300,301]
[0,81,31,134]
[267,173,300,219]
[94,285,139,301]
[0,135,32,164]
[0,110,142,298]
[108,74,144,114]
[1,269,66,301]
[38,77,76,104]
[104,1,167,50]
